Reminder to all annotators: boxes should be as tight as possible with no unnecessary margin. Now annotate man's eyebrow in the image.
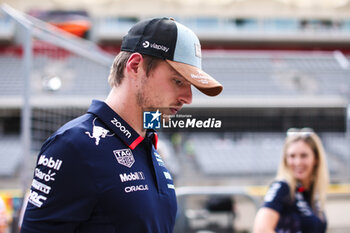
[167,63,191,84]
[172,72,188,82]
[168,67,182,77]
[171,71,183,78]
[170,69,186,80]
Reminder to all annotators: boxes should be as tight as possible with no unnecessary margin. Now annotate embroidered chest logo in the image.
[154,150,165,167]
[113,149,135,168]
[85,118,114,145]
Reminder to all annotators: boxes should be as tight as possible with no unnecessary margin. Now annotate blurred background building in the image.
[1,0,350,232]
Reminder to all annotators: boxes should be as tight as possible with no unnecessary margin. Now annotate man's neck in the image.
[105,87,146,137]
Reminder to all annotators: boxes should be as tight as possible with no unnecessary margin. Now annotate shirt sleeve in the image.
[21,132,98,233]
[262,181,291,214]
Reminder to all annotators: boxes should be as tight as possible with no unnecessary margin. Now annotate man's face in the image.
[136,60,192,116]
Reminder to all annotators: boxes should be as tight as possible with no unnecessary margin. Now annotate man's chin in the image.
[161,111,173,121]
[160,109,175,122]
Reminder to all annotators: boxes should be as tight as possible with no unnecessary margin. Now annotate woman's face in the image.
[286,140,318,188]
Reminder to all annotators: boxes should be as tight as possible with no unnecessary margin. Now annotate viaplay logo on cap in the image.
[143,41,150,48]
[143,40,169,52]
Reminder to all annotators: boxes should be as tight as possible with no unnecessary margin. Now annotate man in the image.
[20,17,223,233]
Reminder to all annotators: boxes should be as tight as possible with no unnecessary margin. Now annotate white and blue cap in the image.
[121,17,223,96]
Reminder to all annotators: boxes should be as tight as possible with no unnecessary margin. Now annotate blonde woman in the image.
[253,128,329,233]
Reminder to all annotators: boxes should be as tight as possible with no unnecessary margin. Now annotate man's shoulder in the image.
[39,113,128,156]
[56,114,92,136]
[41,114,94,150]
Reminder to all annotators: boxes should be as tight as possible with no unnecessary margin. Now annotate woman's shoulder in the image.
[270,179,290,191]
[264,179,291,202]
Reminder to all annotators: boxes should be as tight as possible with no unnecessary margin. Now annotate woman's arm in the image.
[253,207,280,233]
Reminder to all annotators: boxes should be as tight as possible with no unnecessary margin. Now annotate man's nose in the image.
[179,85,192,105]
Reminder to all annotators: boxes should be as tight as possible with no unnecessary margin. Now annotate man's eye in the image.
[174,79,183,86]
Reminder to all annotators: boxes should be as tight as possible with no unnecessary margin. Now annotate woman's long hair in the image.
[276,129,329,218]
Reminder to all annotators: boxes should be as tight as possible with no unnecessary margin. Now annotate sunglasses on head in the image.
[286,127,314,137]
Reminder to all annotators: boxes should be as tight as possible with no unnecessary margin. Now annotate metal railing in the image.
[175,186,260,233]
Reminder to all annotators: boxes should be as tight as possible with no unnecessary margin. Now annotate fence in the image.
[0,4,114,191]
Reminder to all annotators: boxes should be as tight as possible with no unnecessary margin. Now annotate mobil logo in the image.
[38,154,63,171]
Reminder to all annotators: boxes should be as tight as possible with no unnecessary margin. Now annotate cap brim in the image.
[166,60,223,97]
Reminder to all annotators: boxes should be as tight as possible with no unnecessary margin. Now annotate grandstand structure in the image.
[0,4,114,187]
[1,1,350,184]
[1,2,350,232]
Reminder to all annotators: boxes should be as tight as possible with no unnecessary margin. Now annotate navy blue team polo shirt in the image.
[263,180,327,233]
[21,100,177,233]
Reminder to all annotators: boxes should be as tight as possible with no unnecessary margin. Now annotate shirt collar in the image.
[87,100,157,150]
[146,130,158,150]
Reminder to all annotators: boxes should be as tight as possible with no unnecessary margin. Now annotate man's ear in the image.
[126,53,143,77]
